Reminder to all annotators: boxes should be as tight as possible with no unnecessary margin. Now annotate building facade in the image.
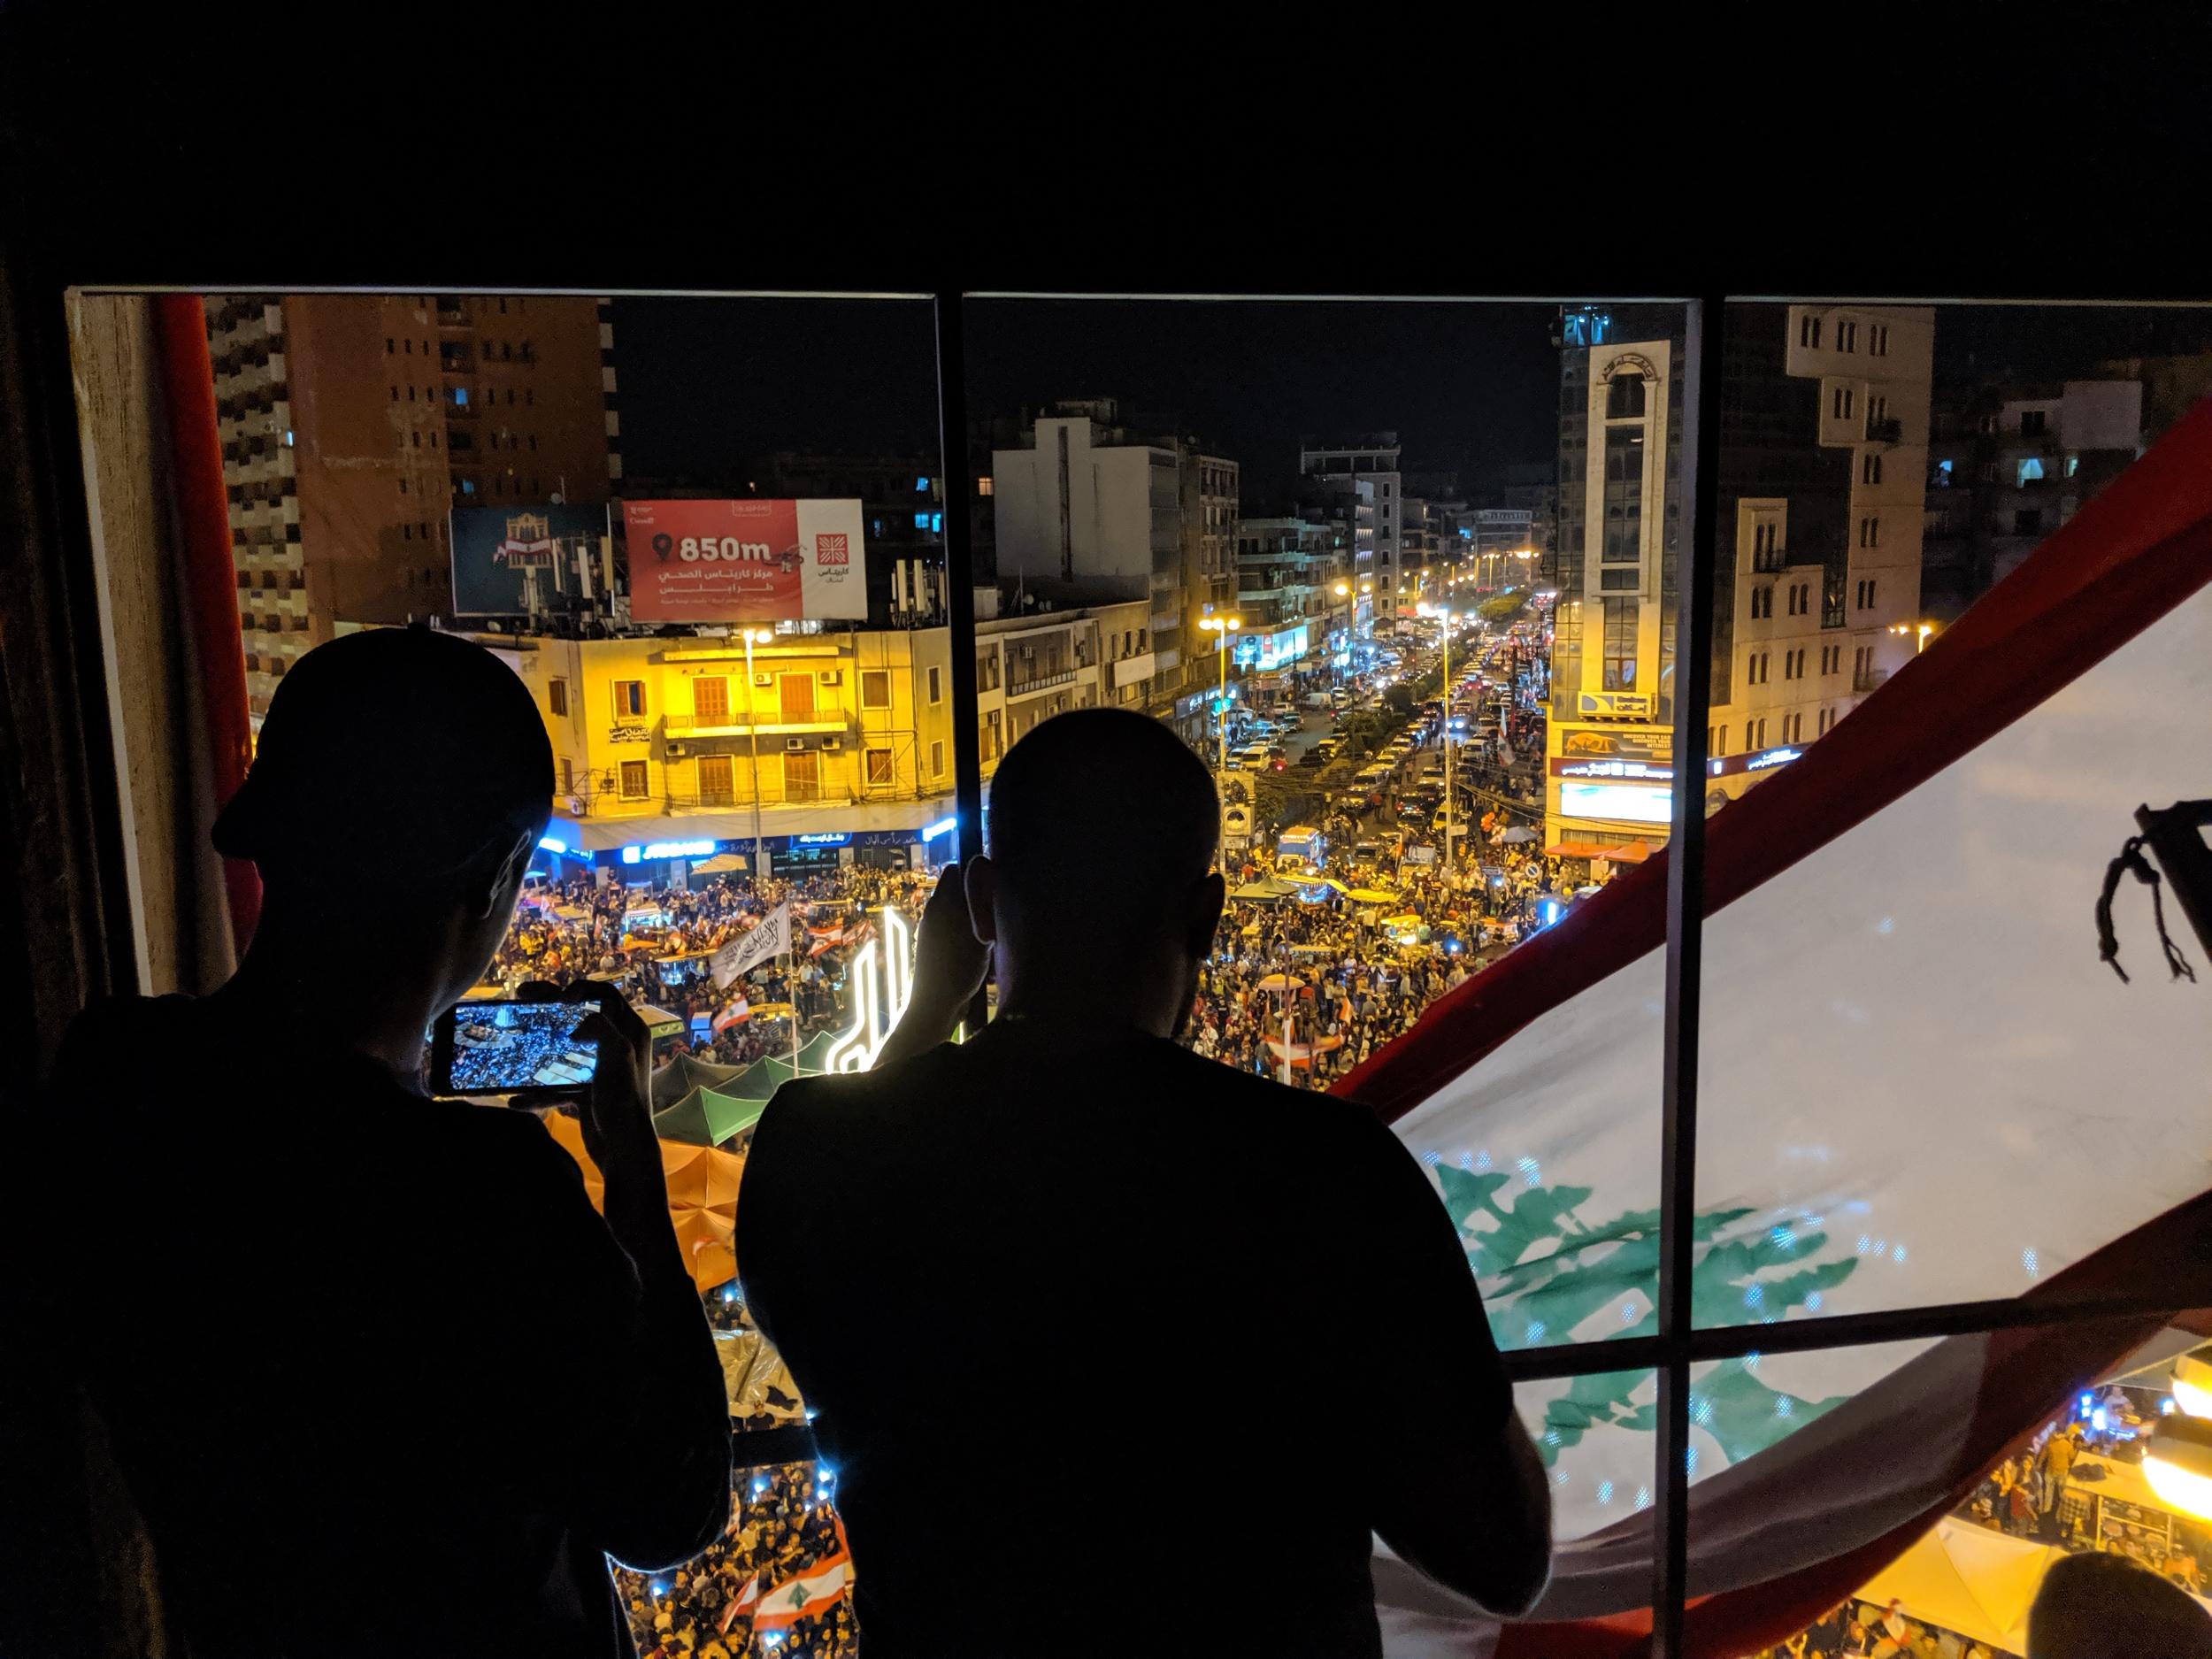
[1544,303,1935,856]
[1922,378,2143,620]
[515,626,957,880]
[206,293,615,719]
[1301,434,1403,619]
[1233,516,1348,680]
[989,401,1241,734]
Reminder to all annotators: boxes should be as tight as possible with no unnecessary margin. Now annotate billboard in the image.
[624,499,866,624]
[1558,780,1673,824]
[449,504,612,617]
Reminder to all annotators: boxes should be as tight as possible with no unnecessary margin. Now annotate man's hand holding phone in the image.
[511,979,682,1282]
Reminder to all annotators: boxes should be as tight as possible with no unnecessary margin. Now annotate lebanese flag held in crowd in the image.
[711,996,749,1035]
[748,1549,853,1632]
[1337,404,2212,1656]
[716,1573,760,1636]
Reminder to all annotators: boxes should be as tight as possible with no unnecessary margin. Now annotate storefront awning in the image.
[1544,841,1615,860]
[550,795,956,856]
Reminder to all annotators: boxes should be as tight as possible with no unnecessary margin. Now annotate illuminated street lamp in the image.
[1416,600,1460,863]
[1890,620,1936,654]
[2147,1414,2212,1520]
[1198,614,1241,780]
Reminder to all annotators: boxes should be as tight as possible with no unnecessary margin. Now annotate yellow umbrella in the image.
[1254,972,1308,993]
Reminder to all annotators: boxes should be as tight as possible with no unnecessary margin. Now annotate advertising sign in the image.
[624,499,866,623]
[1558,725,1673,766]
[449,504,611,617]
[1559,780,1674,825]
[1578,690,1655,720]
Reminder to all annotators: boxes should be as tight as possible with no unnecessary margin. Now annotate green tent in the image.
[652,1085,767,1148]
[1231,876,1301,902]
[720,1032,843,1102]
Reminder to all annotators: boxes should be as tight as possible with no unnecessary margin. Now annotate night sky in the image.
[611,297,1563,507]
[610,296,2212,506]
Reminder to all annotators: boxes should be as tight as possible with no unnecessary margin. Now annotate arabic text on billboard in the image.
[449,504,611,617]
[623,499,866,623]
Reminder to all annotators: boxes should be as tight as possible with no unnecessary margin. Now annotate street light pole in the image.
[1442,606,1455,872]
[742,626,770,881]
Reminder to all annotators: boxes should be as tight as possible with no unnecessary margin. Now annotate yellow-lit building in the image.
[508,627,959,879]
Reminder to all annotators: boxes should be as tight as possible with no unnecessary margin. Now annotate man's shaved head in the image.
[985,710,1219,955]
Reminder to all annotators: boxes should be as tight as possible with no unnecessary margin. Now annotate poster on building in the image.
[449,504,613,617]
[623,499,867,623]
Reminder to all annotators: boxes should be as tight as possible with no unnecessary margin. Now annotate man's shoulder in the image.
[1149,1039,1394,1139]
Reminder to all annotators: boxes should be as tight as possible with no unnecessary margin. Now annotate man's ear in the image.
[963,855,998,945]
[472,826,537,921]
[1186,870,1227,960]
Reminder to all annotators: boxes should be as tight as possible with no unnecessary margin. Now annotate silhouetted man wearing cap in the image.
[14,629,729,1656]
[739,710,1550,1657]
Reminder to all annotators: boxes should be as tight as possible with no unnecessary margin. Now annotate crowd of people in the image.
[488,866,938,1071]
[1959,1394,2208,1586]
[1749,1598,2004,1659]
[612,1454,855,1659]
[1193,617,1594,1087]
[606,1292,853,1656]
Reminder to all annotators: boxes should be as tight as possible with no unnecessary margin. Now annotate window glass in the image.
[1694,298,2212,1337]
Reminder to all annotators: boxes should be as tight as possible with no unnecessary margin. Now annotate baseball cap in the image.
[213,627,553,877]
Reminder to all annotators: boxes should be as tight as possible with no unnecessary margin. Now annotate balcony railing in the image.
[662,713,851,737]
[1853,666,1888,694]
[1865,416,1903,443]
[1006,667,1080,698]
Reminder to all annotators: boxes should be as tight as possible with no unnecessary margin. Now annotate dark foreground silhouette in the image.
[741,710,1551,1658]
[12,629,730,1657]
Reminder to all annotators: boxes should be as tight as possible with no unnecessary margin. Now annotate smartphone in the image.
[430,998,599,1096]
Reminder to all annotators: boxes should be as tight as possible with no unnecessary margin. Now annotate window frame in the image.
[44,284,2186,1659]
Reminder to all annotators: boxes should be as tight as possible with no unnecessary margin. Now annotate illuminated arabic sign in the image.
[1549,757,1673,783]
[1707,745,1808,780]
[824,905,915,1073]
[794,832,851,846]
[921,817,957,841]
[621,838,718,864]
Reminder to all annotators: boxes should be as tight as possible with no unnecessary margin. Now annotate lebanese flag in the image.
[717,1572,760,1636]
[1266,1033,1345,1070]
[749,1549,853,1631]
[712,997,750,1034]
[1338,403,2212,1656]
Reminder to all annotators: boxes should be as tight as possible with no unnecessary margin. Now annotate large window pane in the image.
[964,299,1695,1348]
[1693,302,2212,1337]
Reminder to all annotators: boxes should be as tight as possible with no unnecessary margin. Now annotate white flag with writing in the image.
[710,904,791,990]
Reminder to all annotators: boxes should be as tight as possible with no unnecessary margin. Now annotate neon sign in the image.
[621,838,718,864]
[794,832,850,846]
[921,817,957,841]
[824,905,915,1074]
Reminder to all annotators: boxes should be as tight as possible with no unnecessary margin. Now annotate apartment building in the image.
[1544,303,1935,856]
[206,292,614,719]
[511,625,957,879]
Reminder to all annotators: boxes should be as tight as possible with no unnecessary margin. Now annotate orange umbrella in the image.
[543,1112,746,1294]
